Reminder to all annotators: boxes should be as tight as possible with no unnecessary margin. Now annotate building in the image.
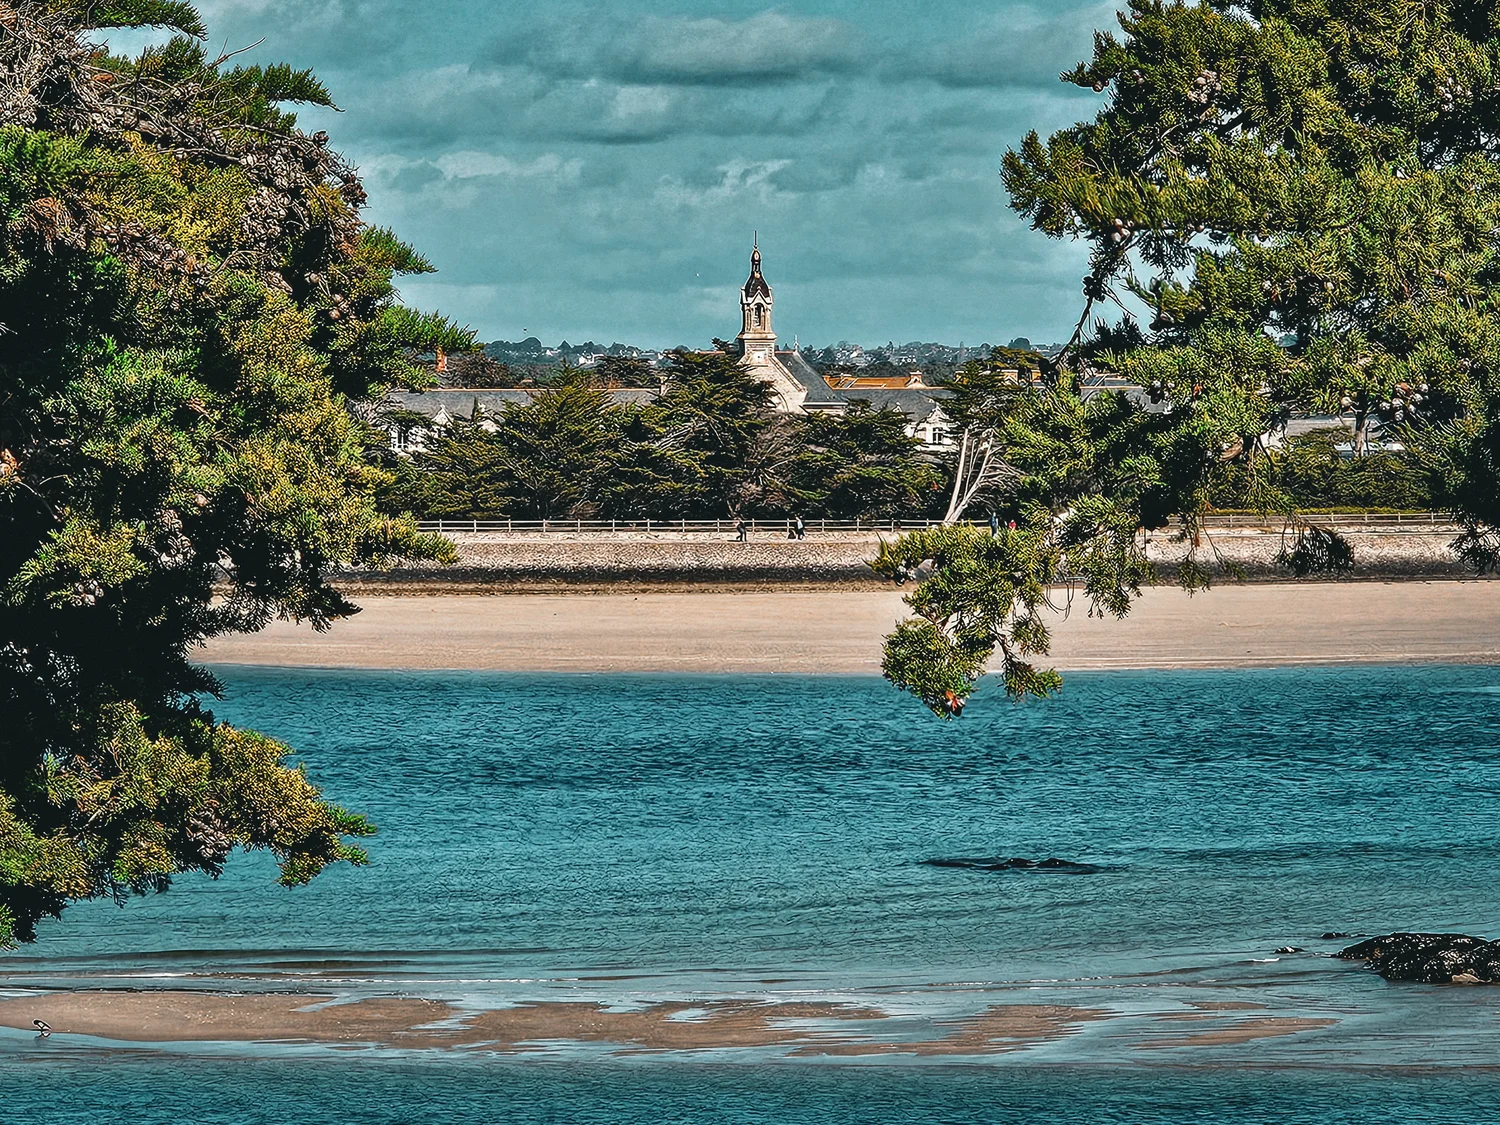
[730,239,953,445]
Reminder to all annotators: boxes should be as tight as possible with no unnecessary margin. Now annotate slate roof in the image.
[774,350,847,410]
[836,387,949,420]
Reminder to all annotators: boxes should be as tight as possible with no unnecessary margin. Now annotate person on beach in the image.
[794,516,805,540]
[735,518,748,542]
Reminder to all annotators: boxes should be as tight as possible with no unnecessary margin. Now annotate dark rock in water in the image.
[1274,946,1301,954]
[1336,932,1500,983]
[923,856,1103,875]
[1322,932,1355,940]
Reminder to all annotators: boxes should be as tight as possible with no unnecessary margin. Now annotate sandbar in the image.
[0,990,1345,1054]
[0,992,1088,1054]
[200,581,1500,674]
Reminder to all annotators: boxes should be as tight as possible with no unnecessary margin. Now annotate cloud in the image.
[489,10,862,88]
[655,160,793,208]
[163,0,1117,344]
[433,151,582,181]
[342,62,852,148]
[905,3,1119,90]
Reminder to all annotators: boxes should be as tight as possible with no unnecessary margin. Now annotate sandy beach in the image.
[200,580,1500,673]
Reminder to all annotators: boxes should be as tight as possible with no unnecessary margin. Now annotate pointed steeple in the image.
[732,234,804,412]
[743,234,771,301]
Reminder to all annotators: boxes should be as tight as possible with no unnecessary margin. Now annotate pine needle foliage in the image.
[883,0,1500,716]
[0,2,470,944]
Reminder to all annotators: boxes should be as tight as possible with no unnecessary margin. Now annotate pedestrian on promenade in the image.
[735,518,748,542]
[989,511,1000,536]
[794,515,805,540]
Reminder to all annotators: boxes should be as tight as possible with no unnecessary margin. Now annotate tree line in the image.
[378,347,1438,525]
[379,350,946,522]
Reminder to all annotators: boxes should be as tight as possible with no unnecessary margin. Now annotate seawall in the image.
[335,527,1477,592]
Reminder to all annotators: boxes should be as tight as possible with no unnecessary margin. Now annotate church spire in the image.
[743,236,771,301]
[733,235,805,411]
[738,235,775,356]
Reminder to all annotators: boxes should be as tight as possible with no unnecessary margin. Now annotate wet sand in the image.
[793,1005,1112,1057]
[1134,1017,1340,1049]
[0,991,1334,1054]
[200,581,1500,674]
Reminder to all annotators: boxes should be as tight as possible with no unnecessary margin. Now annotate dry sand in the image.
[200,580,1500,674]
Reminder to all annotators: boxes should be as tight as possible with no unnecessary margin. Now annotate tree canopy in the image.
[0,1,470,944]
[882,0,1500,717]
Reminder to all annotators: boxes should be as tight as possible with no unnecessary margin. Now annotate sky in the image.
[122,1,1122,347]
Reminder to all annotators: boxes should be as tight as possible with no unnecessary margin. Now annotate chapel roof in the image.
[743,242,772,300]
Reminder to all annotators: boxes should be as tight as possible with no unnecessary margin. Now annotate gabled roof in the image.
[838,387,949,421]
[775,350,846,409]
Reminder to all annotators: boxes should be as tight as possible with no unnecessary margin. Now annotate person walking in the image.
[989,511,1000,536]
[735,517,748,543]
[794,515,806,540]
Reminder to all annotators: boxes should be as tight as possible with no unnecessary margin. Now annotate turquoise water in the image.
[8,1060,1500,1123]
[7,665,1500,1118]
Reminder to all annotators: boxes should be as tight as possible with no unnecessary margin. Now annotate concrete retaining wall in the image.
[336,527,1474,590]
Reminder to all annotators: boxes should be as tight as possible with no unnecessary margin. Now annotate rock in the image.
[1336,932,1500,983]
[923,856,1104,875]
[1321,932,1354,940]
[1275,946,1301,954]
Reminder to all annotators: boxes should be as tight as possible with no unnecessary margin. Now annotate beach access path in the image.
[200,581,1500,674]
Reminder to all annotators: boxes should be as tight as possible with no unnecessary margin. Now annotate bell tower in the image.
[731,235,806,411]
[737,233,776,366]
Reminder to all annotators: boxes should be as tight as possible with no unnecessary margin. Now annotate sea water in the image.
[6,665,1500,1120]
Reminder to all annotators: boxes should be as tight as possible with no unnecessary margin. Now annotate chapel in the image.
[733,237,842,413]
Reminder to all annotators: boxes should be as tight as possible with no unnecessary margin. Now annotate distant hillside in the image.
[482,338,663,365]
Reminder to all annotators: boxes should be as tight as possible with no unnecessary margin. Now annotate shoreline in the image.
[200,580,1500,674]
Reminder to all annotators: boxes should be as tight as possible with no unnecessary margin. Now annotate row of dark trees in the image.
[380,346,1438,524]
[379,350,947,521]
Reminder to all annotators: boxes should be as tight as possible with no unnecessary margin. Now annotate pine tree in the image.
[0,2,470,943]
[884,0,1500,716]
